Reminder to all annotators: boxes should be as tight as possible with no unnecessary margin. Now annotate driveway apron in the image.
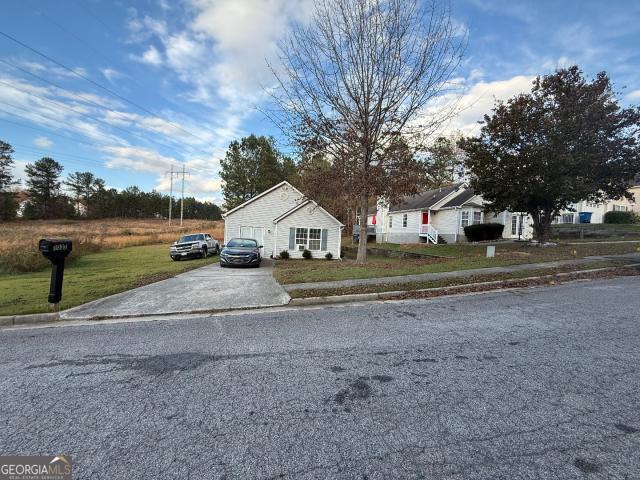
[60,259,290,320]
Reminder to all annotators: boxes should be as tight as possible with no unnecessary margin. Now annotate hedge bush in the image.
[324,252,333,260]
[302,249,312,259]
[279,250,290,259]
[603,211,639,224]
[464,223,505,242]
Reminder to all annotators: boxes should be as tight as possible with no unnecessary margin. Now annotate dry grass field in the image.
[0,218,224,274]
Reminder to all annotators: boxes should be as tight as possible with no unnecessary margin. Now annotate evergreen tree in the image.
[65,171,97,217]
[24,157,64,219]
[220,135,296,210]
[0,140,18,220]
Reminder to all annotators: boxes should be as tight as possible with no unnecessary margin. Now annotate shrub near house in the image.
[464,223,505,242]
[604,211,639,224]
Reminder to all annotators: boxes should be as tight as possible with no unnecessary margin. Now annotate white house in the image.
[365,182,640,245]
[222,181,344,259]
[368,184,522,244]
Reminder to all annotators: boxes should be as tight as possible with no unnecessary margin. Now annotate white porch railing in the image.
[419,224,438,244]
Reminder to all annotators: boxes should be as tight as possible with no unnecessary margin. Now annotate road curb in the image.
[288,264,640,307]
[0,312,60,327]
[3,264,639,329]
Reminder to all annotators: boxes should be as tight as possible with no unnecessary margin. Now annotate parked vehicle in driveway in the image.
[170,233,220,261]
[219,238,262,267]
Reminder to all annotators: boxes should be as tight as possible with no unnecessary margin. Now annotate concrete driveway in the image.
[60,259,290,320]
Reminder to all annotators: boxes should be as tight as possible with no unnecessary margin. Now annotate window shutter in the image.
[320,229,328,251]
[289,227,295,250]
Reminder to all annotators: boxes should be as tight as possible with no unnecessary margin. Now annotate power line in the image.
[0,58,209,158]
[0,98,128,147]
[0,29,212,146]
[0,109,120,150]
[0,77,205,156]
[32,4,205,123]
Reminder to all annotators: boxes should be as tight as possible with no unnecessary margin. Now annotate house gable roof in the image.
[440,188,477,208]
[273,199,344,226]
[389,184,461,212]
[222,181,304,217]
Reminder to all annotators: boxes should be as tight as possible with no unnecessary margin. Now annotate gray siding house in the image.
[222,181,343,259]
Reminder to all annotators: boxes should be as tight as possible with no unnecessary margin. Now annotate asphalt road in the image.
[1,277,639,479]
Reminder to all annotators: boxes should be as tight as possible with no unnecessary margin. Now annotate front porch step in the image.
[437,235,447,244]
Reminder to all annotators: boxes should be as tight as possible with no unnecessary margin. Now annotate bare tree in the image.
[267,0,464,262]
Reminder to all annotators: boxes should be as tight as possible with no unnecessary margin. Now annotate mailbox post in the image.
[39,239,72,305]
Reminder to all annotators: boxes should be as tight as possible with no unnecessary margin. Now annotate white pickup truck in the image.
[170,233,220,261]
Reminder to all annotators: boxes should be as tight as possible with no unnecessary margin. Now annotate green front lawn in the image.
[0,244,214,316]
[274,242,640,284]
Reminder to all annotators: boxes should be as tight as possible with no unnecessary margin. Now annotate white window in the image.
[295,227,308,251]
[309,228,321,251]
[295,227,322,251]
[613,205,628,212]
[473,211,482,225]
[562,213,574,224]
[461,211,469,227]
[511,216,518,235]
[388,215,393,228]
[402,213,408,228]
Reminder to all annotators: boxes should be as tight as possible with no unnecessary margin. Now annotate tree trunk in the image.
[356,192,369,264]
[531,211,552,244]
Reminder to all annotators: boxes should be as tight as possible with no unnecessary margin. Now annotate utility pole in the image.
[167,165,174,225]
[166,164,190,226]
[175,165,190,226]
[180,164,186,226]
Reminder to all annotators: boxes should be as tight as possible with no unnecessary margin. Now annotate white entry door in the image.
[510,215,525,239]
[239,226,265,253]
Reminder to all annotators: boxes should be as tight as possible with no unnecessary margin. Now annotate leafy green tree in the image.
[65,171,98,217]
[24,157,64,219]
[459,66,640,243]
[220,135,296,210]
[0,140,18,220]
[425,136,465,188]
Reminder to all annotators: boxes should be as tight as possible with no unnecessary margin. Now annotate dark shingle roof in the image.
[389,184,460,212]
[440,188,476,208]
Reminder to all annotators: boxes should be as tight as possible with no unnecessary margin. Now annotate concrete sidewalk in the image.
[61,259,290,320]
[283,253,640,292]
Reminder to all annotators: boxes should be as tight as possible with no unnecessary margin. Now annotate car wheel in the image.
[201,246,208,258]
[171,256,180,261]
[215,245,220,255]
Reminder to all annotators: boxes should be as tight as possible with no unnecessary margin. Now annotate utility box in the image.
[486,245,496,258]
[39,239,72,304]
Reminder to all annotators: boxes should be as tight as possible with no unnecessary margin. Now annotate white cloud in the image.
[425,75,535,137]
[627,90,640,101]
[101,68,122,85]
[133,45,163,66]
[33,136,53,148]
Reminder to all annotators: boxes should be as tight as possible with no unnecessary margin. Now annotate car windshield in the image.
[226,238,257,248]
[178,234,203,243]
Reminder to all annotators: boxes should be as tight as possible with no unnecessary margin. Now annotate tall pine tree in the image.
[0,140,18,220]
[65,171,97,216]
[220,135,295,210]
[25,157,64,219]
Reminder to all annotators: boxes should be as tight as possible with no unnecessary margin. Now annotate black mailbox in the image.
[39,239,72,304]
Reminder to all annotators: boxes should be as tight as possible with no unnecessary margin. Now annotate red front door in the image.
[421,211,429,224]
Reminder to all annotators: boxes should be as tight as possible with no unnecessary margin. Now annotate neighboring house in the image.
[222,181,344,259]
[367,184,502,244]
[363,182,640,244]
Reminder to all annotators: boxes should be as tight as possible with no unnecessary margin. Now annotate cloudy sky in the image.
[1,0,638,203]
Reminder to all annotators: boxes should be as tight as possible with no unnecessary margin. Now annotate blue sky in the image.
[1,0,638,203]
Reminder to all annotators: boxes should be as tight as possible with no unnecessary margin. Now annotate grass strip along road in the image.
[0,244,213,316]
